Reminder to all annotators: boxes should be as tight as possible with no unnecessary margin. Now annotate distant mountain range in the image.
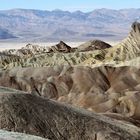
[0,8,140,42]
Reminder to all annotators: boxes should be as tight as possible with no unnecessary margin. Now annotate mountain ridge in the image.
[0,8,140,42]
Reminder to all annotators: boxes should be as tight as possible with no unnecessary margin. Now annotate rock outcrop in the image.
[0,90,140,139]
[0,130,47,140]
[47,41,72,53]
[78,39,112,52]
[106,22,140,61]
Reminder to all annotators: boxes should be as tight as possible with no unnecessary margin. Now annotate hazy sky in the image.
[1,0,140,11]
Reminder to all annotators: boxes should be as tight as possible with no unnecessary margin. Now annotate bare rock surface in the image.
[106,22,140,61]
[0,129,47,140]
[48,41,72,53]
[0,91,140,140]
[77,39,112,52]
[1,65,140,119]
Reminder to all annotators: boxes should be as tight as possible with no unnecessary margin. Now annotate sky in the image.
[0,0,140,12]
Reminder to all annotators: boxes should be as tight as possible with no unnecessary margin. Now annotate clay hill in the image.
[1,22,140,139]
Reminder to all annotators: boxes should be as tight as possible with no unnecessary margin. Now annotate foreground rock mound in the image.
[0,129,47,140]
[0,91,140,140]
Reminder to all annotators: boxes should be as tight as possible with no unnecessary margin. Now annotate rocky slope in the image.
[106,21,140,61]
[0,130,48,140]
[0,90,140,139]
[1,65,140,118]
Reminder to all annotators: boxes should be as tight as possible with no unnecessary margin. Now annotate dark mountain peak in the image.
[130,22,140,40]
[48,41,71,53]
[132,21,140,32]
[59,40,69,45]
[57,41,71,49]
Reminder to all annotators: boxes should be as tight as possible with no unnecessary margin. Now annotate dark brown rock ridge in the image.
[0,91,140,140]
[78,39,112,52]
[48,41,72,53]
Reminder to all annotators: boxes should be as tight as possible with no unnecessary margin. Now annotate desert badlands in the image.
[0,22,140,139]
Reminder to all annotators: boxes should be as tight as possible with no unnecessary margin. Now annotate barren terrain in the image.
[0,22,140,139]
